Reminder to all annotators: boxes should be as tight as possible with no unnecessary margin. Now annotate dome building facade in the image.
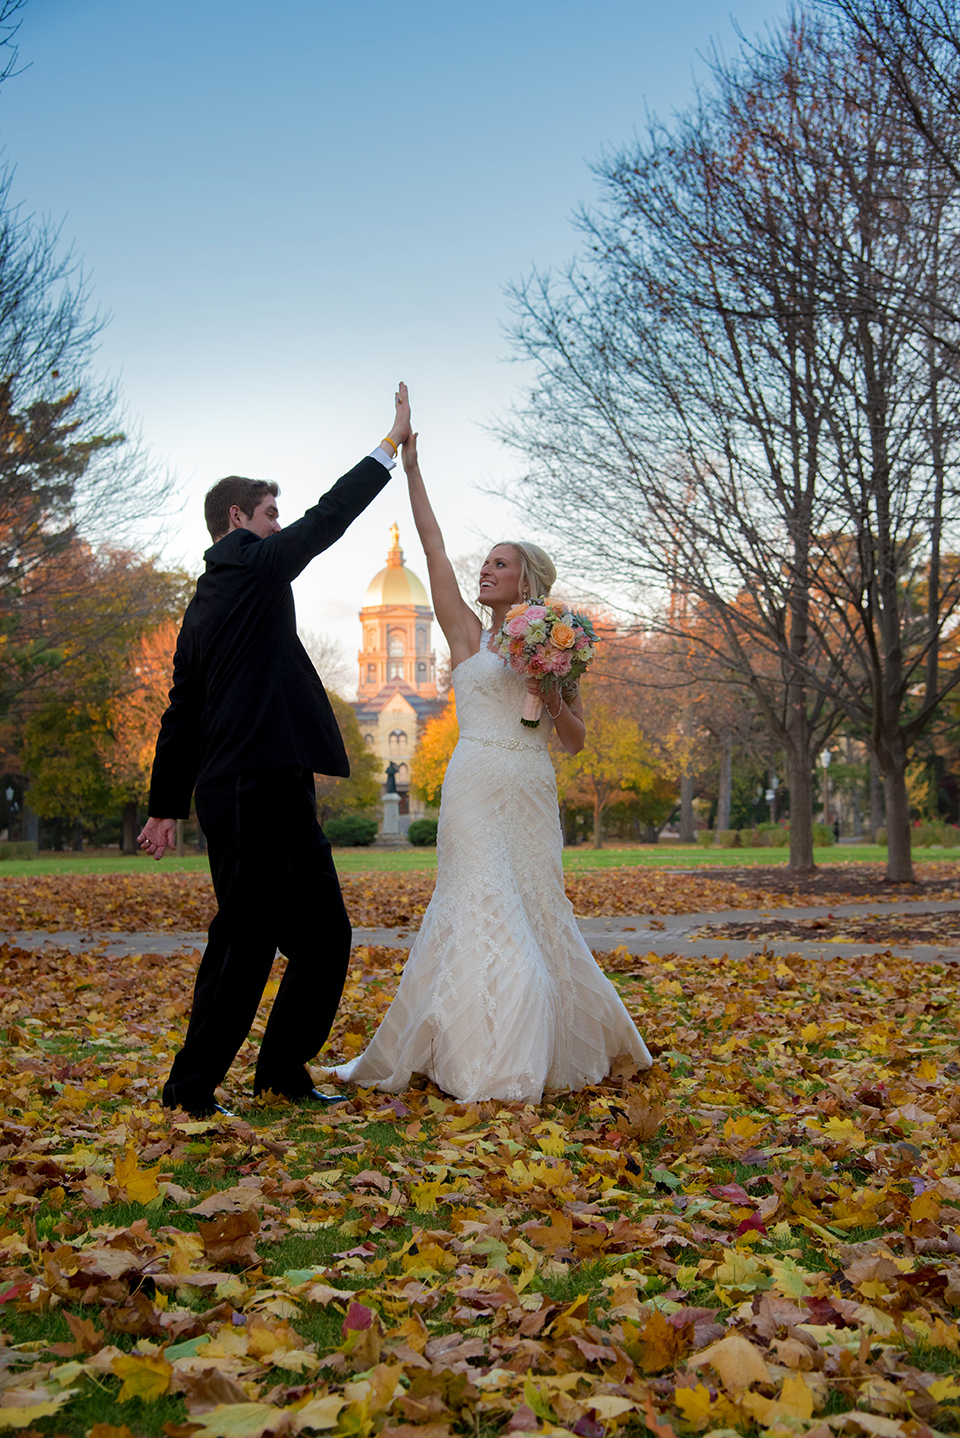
[351,525,446,818]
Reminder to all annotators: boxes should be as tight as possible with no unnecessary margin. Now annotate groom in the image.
[138,384,412,1117]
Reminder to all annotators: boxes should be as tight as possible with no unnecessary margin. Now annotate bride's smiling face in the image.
[478,545,523,608]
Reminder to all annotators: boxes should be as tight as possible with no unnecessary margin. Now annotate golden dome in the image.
[364,525,429,607]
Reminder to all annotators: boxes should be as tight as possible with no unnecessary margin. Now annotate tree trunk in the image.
[592,797,603,849]
[679,771,695,842]
[121,801,138,855]
[72,818,83,852]
[786,749,815,872]
[785,677,815,872]
[869,753,884,843]
[882,753,914,882]
[20,802,38,845]
[717,734,732,832]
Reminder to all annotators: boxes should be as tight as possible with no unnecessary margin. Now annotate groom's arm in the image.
[139,632,203,859]
[247,384,412,585]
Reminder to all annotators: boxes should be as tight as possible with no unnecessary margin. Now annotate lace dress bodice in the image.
[453,638,552,754]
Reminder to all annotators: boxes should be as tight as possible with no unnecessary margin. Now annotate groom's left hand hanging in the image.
[138,816,177,860]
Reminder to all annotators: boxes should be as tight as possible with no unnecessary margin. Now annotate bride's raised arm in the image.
[402,434,482,669]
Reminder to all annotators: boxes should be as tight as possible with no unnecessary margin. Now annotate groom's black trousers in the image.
[162,765,351,1111]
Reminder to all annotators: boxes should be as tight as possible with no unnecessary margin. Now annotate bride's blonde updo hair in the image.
[495,541,557,601]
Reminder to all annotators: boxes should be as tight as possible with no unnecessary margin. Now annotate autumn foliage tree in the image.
[554,686,675,848]
[19,550,189,847]
[410,693,458,806]
[314,694,380,826]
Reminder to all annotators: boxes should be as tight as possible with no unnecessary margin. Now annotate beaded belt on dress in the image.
[460,732,544,752]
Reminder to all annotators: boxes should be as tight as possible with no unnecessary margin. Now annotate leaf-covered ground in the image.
[2,863,960,933]
[1,933,959,1438]
[698,913,960,947]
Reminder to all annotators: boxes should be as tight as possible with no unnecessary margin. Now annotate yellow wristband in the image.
[381,436,398,457]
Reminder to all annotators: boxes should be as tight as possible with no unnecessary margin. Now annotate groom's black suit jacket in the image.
[148,455,389,819]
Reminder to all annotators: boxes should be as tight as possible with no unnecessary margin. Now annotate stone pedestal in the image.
[377,791,404,846]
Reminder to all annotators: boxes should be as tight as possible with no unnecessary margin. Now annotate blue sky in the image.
[4,0,784,687]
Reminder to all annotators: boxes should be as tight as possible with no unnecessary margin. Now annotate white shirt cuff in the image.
[370,445,397,471]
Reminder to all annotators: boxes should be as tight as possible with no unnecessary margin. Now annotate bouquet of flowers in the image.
[493,599,600,727]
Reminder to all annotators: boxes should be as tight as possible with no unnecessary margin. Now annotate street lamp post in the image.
[765,773,779,824]
[819,749,832,827]
[4,785,17,842]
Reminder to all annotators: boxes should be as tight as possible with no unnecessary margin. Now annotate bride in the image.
[330,433,652,1104]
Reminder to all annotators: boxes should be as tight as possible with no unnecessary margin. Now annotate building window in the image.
[417,662,426,679]
[367,664,376,684]
[389,729,408,757]
[416,626,426,653]
[387,630,404,657]
[364,734,374,747]
[366,628,377,651]
[398,763,408,783]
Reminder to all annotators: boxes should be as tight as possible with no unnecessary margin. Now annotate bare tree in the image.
[298,628,354,697]
[499,8,960,880]
[826,0,960,180]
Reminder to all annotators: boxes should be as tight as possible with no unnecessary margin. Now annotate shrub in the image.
[766,827,788,848]
[716,829,740,848]
[325,815,378,847]
[696,830,715,848]
[407,818,439,847]
[0,841,37,861]
[812,821,834,846]
[876,826,887,846]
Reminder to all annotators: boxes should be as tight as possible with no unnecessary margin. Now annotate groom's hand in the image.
[386,381,412,451]
[138,816,177,860]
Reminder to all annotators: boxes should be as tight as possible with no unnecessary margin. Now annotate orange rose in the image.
[552,622,575,649]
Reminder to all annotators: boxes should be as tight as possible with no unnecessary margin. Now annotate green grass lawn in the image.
[0,839,956,876]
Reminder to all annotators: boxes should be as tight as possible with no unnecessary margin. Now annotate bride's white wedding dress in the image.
[332,636,652,1103]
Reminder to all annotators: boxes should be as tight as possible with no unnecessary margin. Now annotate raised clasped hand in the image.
[391,381,412,447]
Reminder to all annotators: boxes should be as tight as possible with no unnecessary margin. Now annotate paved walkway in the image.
[4,897,960,964]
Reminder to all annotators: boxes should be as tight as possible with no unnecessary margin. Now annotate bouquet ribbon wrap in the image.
[521,692,543,728]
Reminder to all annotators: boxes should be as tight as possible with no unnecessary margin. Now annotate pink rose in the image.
[506,614,529,637]
[524,605,548,622]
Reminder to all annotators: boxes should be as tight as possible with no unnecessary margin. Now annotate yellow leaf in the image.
[112,1352,173,1403]
[910,1189,941,1223]
[0,1399,74,1429]
[192,1402,296,1438]
[113,1145,162,1204]
[291,1395,346,1431]
[548,1293,590,1338]
[713,1250,769,1294]
[588,1397,638,1420]
[722,1114,765,1144]
[691,1333,770,1393]
[766,1255,816,1299]
[410,1180,445,1213]
[779,1372,816,1419]
[672,1383,714,1430]
[820,1116,867,1145]
[928,1377,960,1402]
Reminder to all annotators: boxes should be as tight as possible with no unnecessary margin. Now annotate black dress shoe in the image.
[301,1087,349,1105]
[183,1101,235,1120]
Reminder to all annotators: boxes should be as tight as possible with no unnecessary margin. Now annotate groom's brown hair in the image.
[205,476,280,542]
